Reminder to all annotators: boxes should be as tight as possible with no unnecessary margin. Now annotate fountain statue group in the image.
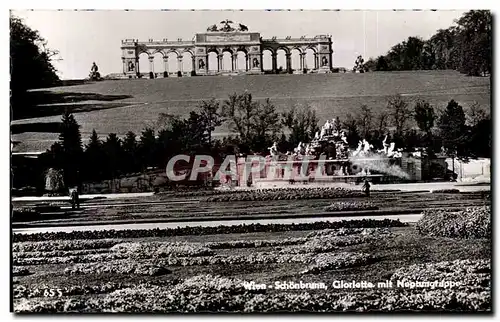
[268,119,403,160]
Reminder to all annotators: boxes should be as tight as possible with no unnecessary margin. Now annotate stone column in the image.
[163,57,169,74]
[177,56,183,74]
[314,54,319,70]
[122,57,126,74]
[246,55,249,71]
[272,53,277,73]
[192,56,196,74]
[218,54,223,71]
[149,57,154,74]
[299,53,305,71]
[285,53,292,73]
[232,54,237,71]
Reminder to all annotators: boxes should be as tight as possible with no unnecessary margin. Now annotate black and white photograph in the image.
[9,8,492,313]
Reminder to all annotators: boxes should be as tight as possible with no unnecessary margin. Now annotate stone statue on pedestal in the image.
[89,62,101,81]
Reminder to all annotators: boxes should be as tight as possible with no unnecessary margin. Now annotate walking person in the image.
[70,187,80,210]
[362,178,371,197]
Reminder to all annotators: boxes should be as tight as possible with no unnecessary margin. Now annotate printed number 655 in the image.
[44,289,63,297]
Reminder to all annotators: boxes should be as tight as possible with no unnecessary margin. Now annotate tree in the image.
[10,16,61,118]
[342,114,361,148]
[281,105,319,148]
[360,10,491,76]
[102,133,123,181]
[83,130,104,181]
[386,95,412,139]
[375,56,388,71]
[437,100,469,159]
[356,105,372,139]
[455,10,492,76]
[182,111,210,152]
[222,92,280,153]
[138,128,157,169]
[414,100,436,133]
[223,92,256,144]
[199,99,223,147]
[122,131,139,173]
[414,100,436,155]
[468,117,491,158]
[466,102,489,127]
[58,111,83,187]
[251,98,281,152]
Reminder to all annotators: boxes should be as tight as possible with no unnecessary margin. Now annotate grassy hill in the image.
[11,71,490,153]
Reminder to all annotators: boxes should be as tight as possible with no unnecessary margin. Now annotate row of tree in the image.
[37,91,490,187]
[10,16,61,119]
[361,10,491,76]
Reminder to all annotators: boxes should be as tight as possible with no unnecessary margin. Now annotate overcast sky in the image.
[12,10,467,79]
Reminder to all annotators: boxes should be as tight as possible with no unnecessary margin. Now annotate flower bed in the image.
[14,219,407,242]
[15,271,490,312]
[13,253,128,266]
[301,252,376,274]
[416,206,491,239]
[324,201,379,212]
[110,242,214,258]
[306,227,392,238]
[13,239,121,252]
[205,187,365,202]
[206,237,308,250]
[390,259,490,290]
[12,267,32,276]
[13,248,111,260]
[64,260,171,276]
[431,189,461,194]
[284,235,380,254]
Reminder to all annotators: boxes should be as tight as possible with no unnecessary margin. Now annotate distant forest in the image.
[361,10,491,77]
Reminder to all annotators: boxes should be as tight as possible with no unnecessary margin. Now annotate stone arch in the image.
[165,49,181,58]
[181,49,194,57]
[138,52,150,75]
[261,48,273,71]
[290,48,302,71]
[166,51,179,74]
[221,47,233,55]
[305,45,318,54]
[276,48,288,71]
[276,46,290,55]
[182,51,194,73]
[236,48,248,71]
[291,46,304,55]
[207,47,220,55]
[152,49,166,57]
[221,51,232,71]
[152,52,164,77]
[207,51,218,72]
[304,47,316,71]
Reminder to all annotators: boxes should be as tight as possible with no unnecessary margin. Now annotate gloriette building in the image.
[120,20,334,78]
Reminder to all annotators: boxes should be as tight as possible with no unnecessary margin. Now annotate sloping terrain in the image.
[11,71,490,153]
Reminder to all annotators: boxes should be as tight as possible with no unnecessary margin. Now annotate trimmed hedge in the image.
[324,201,379,211]
[13,219,407,242]
[205,187,364,202]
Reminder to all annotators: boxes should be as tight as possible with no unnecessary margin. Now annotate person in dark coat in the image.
[70,187,80,210]
[362,178,371,197]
